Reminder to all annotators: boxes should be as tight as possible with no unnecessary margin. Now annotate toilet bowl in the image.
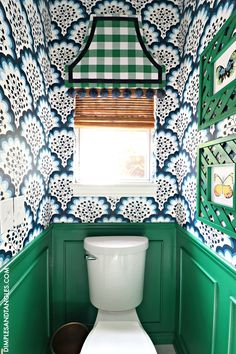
[80,320,156,354]
[81,236,157,354]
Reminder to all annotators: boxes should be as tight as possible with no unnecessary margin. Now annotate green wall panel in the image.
[138,240,162,324]
[54,224,236,353]
[2,222,236,354]
[51,222,177,344]
[0,228,52,354]
[228,297,236,354]
[64,240,95,323]
[178,250,217,354]
[175,226,236,354]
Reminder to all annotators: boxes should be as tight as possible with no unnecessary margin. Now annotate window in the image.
[75,127,152,184]
[72,89,156,197]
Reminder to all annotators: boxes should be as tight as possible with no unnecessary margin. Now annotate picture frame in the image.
[198,11,236,130]
[197,134,236,238]
[207,163,235,210]
[213,41,236,95]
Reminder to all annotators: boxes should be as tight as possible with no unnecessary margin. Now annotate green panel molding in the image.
[178,249,218,354]
[228,296,236,354]
[175,226,236,354]
[1,223,236,354]
[51,222,177,345]
[0,227,52,354]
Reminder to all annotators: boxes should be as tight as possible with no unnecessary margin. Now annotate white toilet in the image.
[81,236,157,354]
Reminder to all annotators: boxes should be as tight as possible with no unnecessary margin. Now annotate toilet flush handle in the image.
[85,253,97,261]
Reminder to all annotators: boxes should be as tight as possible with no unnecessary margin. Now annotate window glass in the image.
[76,127,151,184]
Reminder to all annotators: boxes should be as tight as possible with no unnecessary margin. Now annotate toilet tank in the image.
[84,236,148,311]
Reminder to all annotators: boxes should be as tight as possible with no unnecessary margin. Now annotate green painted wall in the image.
[0,227,52,354]
[51,222,177,344]
[175,226,236,354]
[1,223,236,354]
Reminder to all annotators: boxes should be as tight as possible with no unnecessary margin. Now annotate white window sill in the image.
[72,183,156,197]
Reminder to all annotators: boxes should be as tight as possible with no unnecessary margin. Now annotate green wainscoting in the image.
[51,222,177,344]
[1,222,236,354]
[175,226,236,354]
[0,227,52,354]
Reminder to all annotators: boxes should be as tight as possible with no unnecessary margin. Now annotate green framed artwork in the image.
[198,11,236,130]
[197,134,236,238]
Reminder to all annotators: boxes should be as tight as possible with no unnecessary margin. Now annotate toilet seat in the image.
[80,321,157,354]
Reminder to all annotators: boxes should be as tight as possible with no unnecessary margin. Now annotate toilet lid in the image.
[80,321,157,354]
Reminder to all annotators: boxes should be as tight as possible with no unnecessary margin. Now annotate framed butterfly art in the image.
[207,164,235,209]
[213,42,236,95]
[198,10,236,129]
[197,135,236,238]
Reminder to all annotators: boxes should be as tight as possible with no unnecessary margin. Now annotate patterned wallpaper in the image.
[0,0,52,265]
[48,0,182,227]
[178,0,236,266]
[0,0,236,267]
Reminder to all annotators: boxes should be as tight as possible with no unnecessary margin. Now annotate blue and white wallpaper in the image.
[0,0,236,267]
[0,0,52,263]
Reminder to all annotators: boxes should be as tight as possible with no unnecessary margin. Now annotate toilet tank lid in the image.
[84,236,148,255]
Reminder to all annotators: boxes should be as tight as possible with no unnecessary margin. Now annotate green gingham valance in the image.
[66,16,165,89]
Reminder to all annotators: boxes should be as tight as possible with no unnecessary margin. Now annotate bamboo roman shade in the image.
[74,89,154,128]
